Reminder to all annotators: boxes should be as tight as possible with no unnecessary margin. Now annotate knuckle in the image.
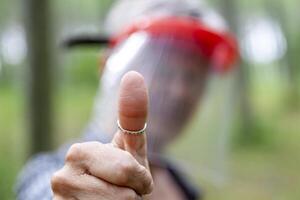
[51,170,70,193]
[137,166,154,195]
[123,189,138,200]
[117,154,137,184]
[144,172,154,194]
[121,160,136,175]
[65,143,84,163]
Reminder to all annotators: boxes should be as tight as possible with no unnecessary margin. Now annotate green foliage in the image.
[232,114,277,148]
[61,48,102,89]
[0,87,25,200]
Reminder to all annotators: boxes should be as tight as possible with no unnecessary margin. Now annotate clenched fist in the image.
[51,71,153,199]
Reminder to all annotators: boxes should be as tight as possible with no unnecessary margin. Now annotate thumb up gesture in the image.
[51,71,153,199]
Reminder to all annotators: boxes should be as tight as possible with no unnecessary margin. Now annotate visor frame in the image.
[110,16,239,73]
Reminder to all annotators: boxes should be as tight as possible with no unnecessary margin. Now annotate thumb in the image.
[112,71,149,167]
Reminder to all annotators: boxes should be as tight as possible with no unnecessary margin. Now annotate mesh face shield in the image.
[90,17,238,153]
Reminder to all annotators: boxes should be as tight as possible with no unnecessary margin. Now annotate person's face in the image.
[99,34,210,152]
[145,43,210,152]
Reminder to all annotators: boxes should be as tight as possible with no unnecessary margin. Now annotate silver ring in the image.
[117,120,147,135]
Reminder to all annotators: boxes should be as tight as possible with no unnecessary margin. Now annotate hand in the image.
[51,71,153,200]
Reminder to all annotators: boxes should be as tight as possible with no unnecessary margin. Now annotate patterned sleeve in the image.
[15,152,65,200]
[14,125,108,200]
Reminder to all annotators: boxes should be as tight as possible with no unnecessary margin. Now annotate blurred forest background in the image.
[0,0,299,199]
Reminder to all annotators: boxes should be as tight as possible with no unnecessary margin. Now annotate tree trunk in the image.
[219,0,255,139]
[267,1,300,108]
[24,0,54,155]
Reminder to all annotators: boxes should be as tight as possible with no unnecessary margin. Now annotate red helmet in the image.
[111,16,238,73]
